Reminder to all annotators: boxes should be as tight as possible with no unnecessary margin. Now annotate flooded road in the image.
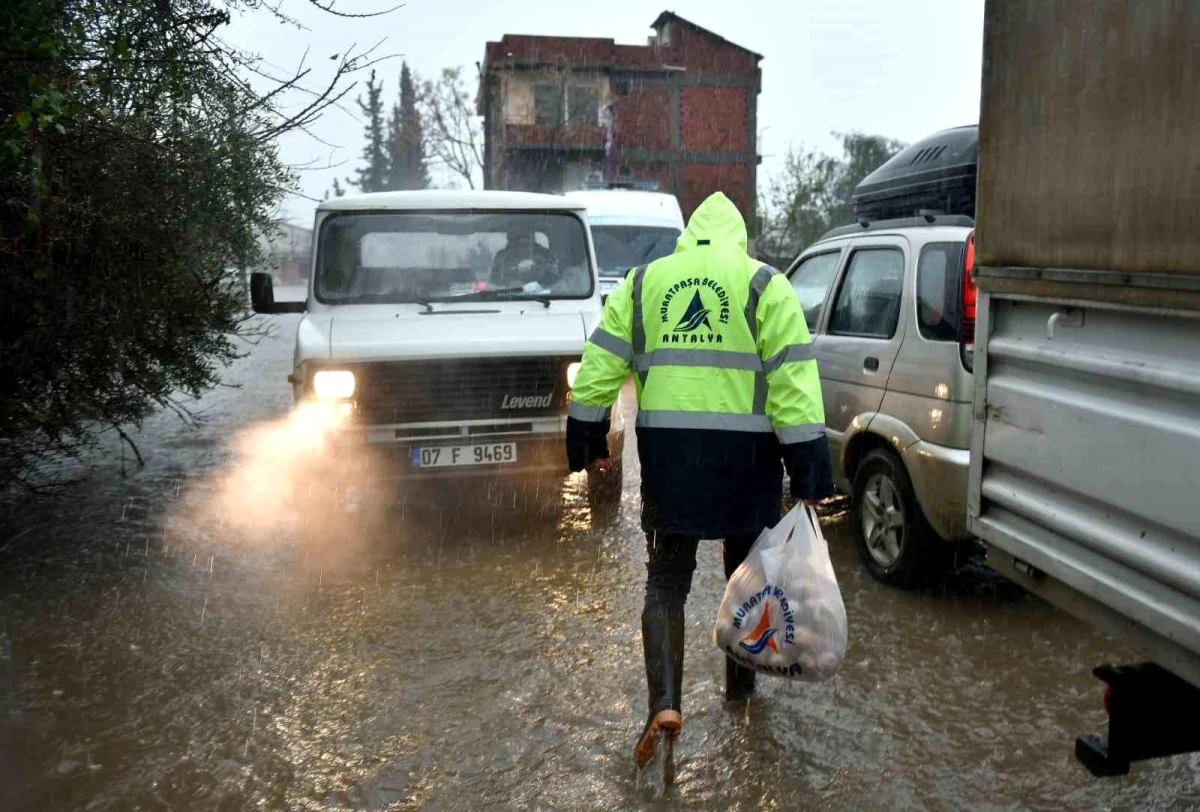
[2,317,1199,811]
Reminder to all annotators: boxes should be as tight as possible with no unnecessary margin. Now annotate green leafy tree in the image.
[0,0,392,489]
[758,147,841,264]
[827,131,908,228]
[758,132,906,264]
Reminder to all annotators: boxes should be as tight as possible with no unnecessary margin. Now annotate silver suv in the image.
[785,215,977,586]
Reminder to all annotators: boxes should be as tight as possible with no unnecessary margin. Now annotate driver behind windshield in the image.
[490,223,556,289]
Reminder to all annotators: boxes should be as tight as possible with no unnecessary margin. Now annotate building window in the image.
[612,80,630,97]
[534,84,562,127]
[568,86,600,126]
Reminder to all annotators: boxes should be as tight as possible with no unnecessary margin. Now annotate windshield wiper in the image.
[451,288,552,308]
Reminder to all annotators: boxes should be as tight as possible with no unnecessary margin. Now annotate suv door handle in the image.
[864,357,880,373]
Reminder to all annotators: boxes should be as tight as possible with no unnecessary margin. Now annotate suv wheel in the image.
[850,448,944,588]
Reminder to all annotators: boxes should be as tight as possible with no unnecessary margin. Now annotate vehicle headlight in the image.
[312,370,356,399]
[566,362,582,389]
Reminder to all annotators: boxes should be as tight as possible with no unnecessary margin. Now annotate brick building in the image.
[477,12,763,237]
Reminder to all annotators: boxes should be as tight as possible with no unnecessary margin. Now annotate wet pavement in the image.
[2,315,1199,811]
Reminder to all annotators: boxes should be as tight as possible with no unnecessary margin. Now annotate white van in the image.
[249,190,624,498]
[565,188,684,299]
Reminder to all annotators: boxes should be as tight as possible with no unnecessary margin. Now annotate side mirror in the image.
[250,272,304,314]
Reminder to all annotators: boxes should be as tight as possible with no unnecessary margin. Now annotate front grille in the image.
[353,357,572,425]
[467,422,534,435]
[393,427,459,440]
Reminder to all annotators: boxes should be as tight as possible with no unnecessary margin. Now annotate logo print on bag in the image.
[739,604,779,655]
[673,291,713,333]
[732,585,796,646]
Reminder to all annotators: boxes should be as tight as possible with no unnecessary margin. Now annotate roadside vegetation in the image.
[1,1,897,488]
[0,0,392,488]
[756,132,906,266]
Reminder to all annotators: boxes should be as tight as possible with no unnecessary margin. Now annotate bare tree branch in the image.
[306,0,406,19]
[114,425,146,476]
[419,67,484,189]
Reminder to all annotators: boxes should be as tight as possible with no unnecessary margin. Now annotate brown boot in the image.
[634,709,682,772]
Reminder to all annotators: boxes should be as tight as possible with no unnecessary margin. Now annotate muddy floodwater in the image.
[2,316,1199,811]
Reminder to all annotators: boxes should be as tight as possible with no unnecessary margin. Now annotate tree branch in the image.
[306,0,406,19]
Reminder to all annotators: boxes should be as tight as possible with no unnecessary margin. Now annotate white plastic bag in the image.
[713,503,847,682]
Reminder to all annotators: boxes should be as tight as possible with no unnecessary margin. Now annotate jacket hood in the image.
[674,191,748,254]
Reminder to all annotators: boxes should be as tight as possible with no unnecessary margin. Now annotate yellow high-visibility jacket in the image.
[568,191,833,536]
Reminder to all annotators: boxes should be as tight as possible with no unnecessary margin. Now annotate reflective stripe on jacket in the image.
[570,191,832,536]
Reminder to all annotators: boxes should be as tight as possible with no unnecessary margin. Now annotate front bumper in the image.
[901,439,971,542]
[331,416,624,482]
[369,436,571,480]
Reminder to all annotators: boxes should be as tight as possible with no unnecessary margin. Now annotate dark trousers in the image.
[642,531,758,715]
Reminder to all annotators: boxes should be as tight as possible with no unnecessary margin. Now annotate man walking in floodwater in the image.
[566,191,833,781]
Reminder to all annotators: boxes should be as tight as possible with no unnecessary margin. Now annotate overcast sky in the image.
[226,0,985,223]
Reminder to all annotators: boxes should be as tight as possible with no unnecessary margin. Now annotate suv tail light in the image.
[959,230,977,371]
[961,230,977,344]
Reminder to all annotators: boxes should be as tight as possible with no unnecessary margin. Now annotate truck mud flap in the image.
[1076,662,1200,776]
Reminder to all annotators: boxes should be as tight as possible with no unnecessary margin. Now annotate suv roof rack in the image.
[852,125,978,222]
[818,213,975,242]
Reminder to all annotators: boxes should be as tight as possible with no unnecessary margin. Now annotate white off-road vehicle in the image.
[249,190,624,499]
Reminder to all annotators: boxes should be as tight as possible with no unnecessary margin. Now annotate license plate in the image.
[411,442,518,468]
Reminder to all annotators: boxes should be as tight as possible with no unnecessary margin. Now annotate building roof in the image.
[482,11,762,70]
[651,11,763,60]
[316,189,587,213]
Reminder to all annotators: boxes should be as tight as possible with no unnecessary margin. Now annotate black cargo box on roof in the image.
[852,125,978,222]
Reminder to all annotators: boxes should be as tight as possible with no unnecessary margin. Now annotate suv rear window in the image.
[916,242,964,341]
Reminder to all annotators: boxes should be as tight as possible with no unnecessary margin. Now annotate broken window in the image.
[533,84,562,127]
[568,86,600,126]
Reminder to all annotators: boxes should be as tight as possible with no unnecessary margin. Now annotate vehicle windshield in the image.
[315,211,593,304]
[591,225,680,278]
